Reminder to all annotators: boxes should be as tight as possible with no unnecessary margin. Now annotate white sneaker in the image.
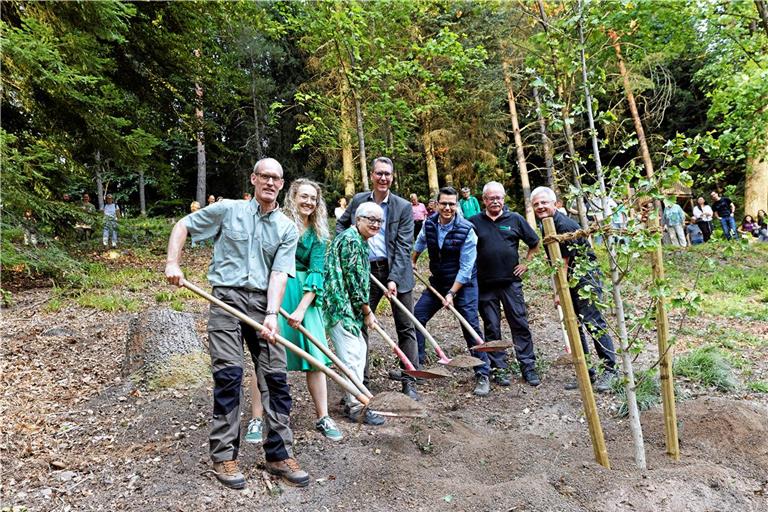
[244,417,263,444]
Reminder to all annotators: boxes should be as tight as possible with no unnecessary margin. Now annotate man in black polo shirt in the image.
[531,186,617,392]
[710,191,740,240]
[469,181,541,387]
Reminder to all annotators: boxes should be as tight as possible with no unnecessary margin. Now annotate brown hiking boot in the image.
[265,458,309,487]
[212,460,246,489]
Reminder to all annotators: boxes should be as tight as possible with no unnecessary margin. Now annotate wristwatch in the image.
[446,290,454,298]
[265,310,277,316]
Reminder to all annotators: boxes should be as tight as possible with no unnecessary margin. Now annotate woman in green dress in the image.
[246,179,342,442]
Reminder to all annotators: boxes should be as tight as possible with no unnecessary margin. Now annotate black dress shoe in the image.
[523,368,541,387]
[401,380,421,401]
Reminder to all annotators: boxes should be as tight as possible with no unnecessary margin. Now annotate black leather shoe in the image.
[523,368,541,387]
[401,380,421,401]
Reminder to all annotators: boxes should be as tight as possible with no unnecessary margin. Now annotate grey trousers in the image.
[207,287,294,463]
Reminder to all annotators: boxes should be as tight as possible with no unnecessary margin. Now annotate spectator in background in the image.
[427,198,438,217]
[334,197,347,220]
[22,209,38,247]
[686,219,704,246]
[243,192,252,201]
[710,191,739,240]
[217,196,224,202]
[102,194,121,248]
[739,215,760,238]
[663,201,687,247]
[189,201,201,247]
[757,210,768,242]
[459,187,481,219]
[692,196,714,242]
[75,193,96,241]
[207,195,216,207]
[410,193,429,240]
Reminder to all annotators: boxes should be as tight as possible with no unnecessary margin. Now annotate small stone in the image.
[40,488,53,498]
[42,327,76,337]
[50,460,66,469]
[57,471,77,482]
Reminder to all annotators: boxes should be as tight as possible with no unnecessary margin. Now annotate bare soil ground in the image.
[2,249,767,511]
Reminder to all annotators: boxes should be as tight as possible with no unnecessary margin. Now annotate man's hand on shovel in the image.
[165,262,184,286]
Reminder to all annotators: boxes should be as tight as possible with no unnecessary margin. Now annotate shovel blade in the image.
[441,354,486,368]
[405,366,452,379]
[471,340,513,352]
[366,391,426,418]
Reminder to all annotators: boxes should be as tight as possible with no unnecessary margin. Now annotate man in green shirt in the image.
[325,201,386,426]
[459,187,481,218]
[165,158,307,489]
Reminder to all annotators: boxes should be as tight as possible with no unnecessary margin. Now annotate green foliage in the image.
[674,346,738,391]
[75,291,141,312]
[747,381,768,393]
[612,369,661,418]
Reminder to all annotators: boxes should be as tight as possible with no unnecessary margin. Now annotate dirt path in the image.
[2,250,767,511]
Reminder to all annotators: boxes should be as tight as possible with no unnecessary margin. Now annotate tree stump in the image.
[123,308,205,379]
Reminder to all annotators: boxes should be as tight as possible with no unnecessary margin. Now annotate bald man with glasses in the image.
[336,156,420,400]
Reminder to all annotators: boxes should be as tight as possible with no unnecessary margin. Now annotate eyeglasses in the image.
[373,171,393,179]
[438,201,457,208]
[484,196,504,203]
[359,216,383,226]
[255,173,284,184]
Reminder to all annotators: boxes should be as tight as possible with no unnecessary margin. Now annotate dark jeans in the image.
[719,216,739,240]
[414,280,493,376]
[478,281,535,371]
[362,261,419,383]
[570,272,617,375]
[697,220,713,242]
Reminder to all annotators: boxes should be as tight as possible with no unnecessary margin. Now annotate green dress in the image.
[278,228,332,371]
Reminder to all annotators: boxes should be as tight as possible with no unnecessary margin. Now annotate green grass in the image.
[612,369,662,417]
[76,291,142,312]
[674,346,738,391]
[746,381,768,393]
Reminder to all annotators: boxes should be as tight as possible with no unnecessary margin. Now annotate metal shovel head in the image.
[441,354,486,368]
[405,365,452,379]
[470,340,514,352]
[365,391,426,418]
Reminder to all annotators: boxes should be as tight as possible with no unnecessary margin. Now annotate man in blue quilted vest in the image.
[411,187,494,396]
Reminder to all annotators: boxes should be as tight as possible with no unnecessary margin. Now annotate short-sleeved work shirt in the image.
[184,199,298,290]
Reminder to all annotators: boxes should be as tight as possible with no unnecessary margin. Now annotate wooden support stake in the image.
[543,217,610,469]
[610,30,680,460]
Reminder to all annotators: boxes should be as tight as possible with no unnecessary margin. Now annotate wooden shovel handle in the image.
[369,322,417,371]
[182,280,369,406]
[369,273,449,360]
[279,307,373,399]
[413,271,484,345]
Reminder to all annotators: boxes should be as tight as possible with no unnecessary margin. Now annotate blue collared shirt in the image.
[414,215,477,284]
[367,192,389,261]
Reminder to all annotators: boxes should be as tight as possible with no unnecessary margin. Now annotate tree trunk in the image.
[95,149,104,211]
[579,2,645,469]
[122,308,204,379]
[610,29,679,461]
[194,49,206,206]
[340,76,356,198]
[422,119,440,197]
[533,83,556,194]
[250,55,264,161]
[563,107,590,231]
[138,169,146,216]
[353,93,369,191]
[502,58,536,228]
[755,0,768,37]
[745,139,768,215]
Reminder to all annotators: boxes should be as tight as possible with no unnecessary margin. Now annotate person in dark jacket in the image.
[412,187,494,396]
[531,186,617,392]
[469,181,541,387]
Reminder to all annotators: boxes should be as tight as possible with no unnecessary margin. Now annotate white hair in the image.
[482,181,505,196]
[355,202,384,220]
[531,186,557,202]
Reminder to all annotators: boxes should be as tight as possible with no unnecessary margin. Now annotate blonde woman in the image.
[246,179,342,443]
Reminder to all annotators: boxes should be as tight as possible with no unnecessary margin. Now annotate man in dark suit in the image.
[336,157,420,400]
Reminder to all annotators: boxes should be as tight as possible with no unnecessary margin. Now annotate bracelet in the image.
[265,310,277,316]
[446,290,454,297]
